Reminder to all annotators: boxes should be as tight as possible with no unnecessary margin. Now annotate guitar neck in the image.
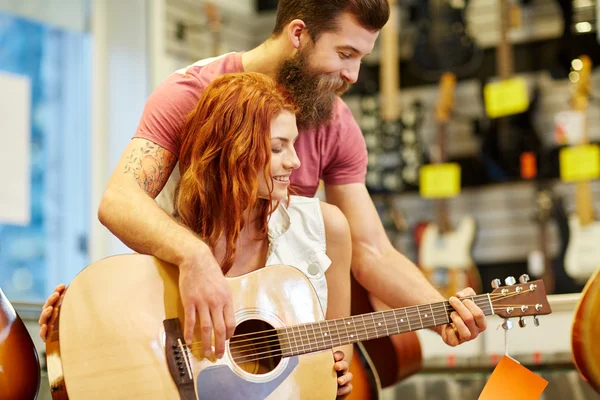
[498,0,513,80]
[380,0,399,121]
[575,181,595,225]
[278,295,493,357]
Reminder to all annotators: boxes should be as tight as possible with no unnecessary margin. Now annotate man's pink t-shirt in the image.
[134,52,367,197]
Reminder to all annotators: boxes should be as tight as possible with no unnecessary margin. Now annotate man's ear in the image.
[286,19,309,50]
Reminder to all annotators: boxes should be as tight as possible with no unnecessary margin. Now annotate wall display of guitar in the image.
[361,0,427,194]
[409,0,483,81]
[572,268,600,394]
[476,0,543,183]
[416,73,482,298]
[531,184,585,294]
[562,55,600,283]
[0,287,41,400]
[45,254,552,399]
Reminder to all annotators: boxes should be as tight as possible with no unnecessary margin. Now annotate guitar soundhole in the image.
[230,319,282,375]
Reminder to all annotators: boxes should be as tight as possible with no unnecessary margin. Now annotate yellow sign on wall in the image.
[484,78,530,118]
[559,144,600,182]
[420,163,461,198]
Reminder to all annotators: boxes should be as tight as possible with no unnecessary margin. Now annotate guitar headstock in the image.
[435,72,456,123]
[570,55,592,112]
[489,274,552,323]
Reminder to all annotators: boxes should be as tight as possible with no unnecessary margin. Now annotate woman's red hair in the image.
[175,72,298,274]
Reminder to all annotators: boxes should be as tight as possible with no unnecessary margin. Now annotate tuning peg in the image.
[519,317,526,328]
[502,319,514,330]
[505,276,516,286]
[533,315,539,327]
[491,279,502,289]
[519,274,530,284]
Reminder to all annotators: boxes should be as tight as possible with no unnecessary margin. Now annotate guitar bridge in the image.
[164,318,196,400]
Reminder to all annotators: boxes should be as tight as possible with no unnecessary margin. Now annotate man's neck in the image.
[241,36,292,80]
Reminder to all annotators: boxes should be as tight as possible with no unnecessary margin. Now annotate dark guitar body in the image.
[0,288,41,400]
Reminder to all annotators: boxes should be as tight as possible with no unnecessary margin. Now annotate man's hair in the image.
[176,72,298,274]
[272,0,390,40]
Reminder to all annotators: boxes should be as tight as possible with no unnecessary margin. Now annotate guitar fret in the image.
[429,303,436,326]
[416,306,424,329]
[404,308,412,331]
[310,322,319,353]
[360,315,369,340]
[391,309,402,334]
[294,325,305,353]
[333,318,343,347]
[286,326,298,355]
[381,311,390,337]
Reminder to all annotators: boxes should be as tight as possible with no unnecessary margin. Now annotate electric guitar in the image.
[409,0,483,81]
[562,55,600,283]
[46,254,552,399]
[0,287,41,400]
[477,0,542,182]
[572,268,600,394]
[417,73,482,298]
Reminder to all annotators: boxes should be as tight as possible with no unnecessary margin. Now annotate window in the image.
[0,12,91,302]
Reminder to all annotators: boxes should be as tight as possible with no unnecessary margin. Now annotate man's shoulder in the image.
[167,52,245,89]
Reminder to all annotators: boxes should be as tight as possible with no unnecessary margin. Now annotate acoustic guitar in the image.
[45,254,552,399]
[572,268,600,394]
[417,73,482,298]
[0,287,41,400]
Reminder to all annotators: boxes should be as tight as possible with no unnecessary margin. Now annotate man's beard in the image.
[277,48,350,130]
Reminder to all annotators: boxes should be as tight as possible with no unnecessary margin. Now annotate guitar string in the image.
[183,295,492,350]
[184,290,539,358]
[190,304,544,366]
[184,293,504,347]
[184,291,533,352]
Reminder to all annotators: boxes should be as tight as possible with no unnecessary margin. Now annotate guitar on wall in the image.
[45,254,552,399]
[562,55,600,283]
[417,73,482,298]
[572,268,600,394]
[477,0,542,183]
[0,288,41,400]
[362,0,426,194]
[409,0,483,81]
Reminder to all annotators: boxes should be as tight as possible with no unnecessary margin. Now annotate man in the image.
[98,0,486,360]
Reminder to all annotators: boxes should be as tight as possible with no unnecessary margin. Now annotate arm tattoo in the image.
[123,141,177,198]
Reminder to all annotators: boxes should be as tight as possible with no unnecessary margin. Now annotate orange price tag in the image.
[479,355,548,400]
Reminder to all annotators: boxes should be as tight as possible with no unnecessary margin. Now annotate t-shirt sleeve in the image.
[321,100,368,185]
[133,74,203,158]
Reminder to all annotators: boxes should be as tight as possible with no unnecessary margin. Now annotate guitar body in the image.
[410,0,482,80]
[478,88,542,182]
[0,288,41,400]
[564,217,600,282]
[46,254,338,399]
[350,275,422,390]
[572,268,600,394]
[418,216,481,297]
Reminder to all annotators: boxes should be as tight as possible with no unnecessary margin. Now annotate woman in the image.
[39,72,353,398]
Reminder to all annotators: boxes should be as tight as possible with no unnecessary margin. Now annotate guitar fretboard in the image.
[277,295,493,357]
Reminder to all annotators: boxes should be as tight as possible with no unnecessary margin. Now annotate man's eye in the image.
[272,148,283,154]
[339,52,351,59]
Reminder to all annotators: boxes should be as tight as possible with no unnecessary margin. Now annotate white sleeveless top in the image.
[265,196,332,315]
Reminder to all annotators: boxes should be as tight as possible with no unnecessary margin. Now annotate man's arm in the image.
[98,138,236,355]
[325,183,486,346]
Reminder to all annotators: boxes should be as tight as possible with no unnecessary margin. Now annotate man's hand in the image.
[439,287,487,346]
[179,252,236,359]
[38,283,67,342]
[334,350,353,399]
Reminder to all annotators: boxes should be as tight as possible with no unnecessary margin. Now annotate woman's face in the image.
[258,111,301,201]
